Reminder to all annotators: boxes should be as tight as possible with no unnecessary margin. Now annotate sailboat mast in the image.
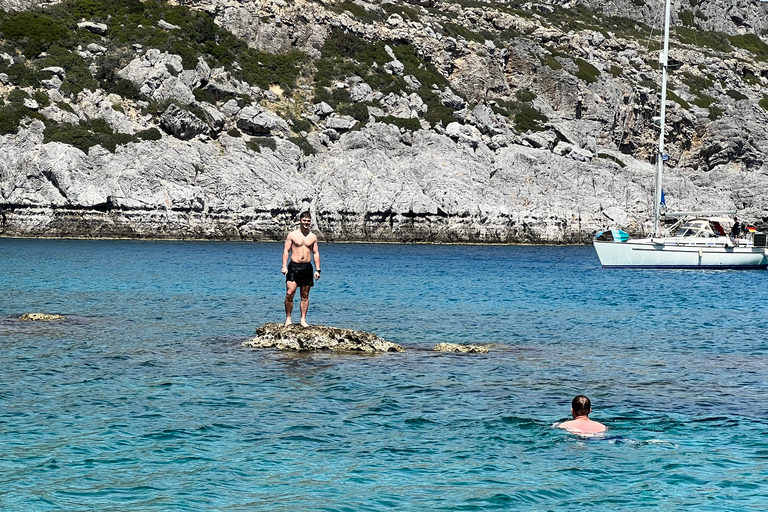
[653,0,672,237]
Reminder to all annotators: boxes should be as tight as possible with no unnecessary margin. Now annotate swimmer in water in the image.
[557,395,607,434]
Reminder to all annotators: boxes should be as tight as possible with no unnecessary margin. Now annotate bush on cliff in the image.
[42,45,98,96]
[0,10,72,57]
[43,118,137,153]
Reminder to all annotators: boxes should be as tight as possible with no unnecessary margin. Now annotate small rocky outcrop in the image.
[433,343,489,354]
[19,313,65,321]
[244,323,404,353]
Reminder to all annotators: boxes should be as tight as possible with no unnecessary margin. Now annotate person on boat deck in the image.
[731,217,741,238]
[557,395,607,434]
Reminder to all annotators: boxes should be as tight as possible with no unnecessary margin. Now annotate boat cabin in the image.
[674,218,727,238]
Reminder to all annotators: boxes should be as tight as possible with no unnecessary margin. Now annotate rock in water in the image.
[433,342,489,354]
[244,323,404,353]
[19,313,65,321]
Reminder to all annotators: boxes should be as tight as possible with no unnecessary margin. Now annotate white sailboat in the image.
[593,0,768,269]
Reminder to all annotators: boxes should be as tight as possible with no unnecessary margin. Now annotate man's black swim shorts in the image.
[286,261,314,287]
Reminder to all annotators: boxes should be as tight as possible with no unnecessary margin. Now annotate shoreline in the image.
[0,233,593,247]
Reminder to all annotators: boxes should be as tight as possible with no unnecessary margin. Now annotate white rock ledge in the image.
[244,323,404,353]
[19,313,65,321]
[433,343,489,353]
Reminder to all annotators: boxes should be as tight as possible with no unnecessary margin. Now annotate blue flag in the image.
[660,189,666,207]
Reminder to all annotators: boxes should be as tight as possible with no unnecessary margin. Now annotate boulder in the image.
[433,343,489,353]
[244,323,404,353]
[160,104,209,140]
[237,105,291,136]
[77,21,107,35]
[19,313,65,321]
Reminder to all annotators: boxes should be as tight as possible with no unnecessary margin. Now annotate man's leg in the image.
[285,281,297,326]
[299,285,311,327]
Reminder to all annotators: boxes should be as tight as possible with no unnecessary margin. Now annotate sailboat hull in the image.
[593,239,768,269]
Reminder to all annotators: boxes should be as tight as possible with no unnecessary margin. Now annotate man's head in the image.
[571,395,591,417]
[299,211,311,229]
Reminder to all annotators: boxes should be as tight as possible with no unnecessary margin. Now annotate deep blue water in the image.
[1,238,767,510]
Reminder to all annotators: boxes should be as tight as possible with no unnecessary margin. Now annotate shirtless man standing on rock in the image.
[282,211,321,327]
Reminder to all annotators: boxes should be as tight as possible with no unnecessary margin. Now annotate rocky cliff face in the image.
[1,0,768,242]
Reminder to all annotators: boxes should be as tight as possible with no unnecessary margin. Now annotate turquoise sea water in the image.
[1,238,767,510]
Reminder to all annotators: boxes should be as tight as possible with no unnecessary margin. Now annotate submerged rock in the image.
[433,343,489,354]
[19,313,65,321]
[244,323,404,353]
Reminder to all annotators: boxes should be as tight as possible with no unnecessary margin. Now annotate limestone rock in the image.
[160,104,209,140]
[77,21,107,35]
[237,105,291,136]
[158,20,181,30]
[244,323,404,353]
[19,313,65,321]
[434,343,489,353]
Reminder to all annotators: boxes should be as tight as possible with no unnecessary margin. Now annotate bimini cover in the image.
[595,229,630,242]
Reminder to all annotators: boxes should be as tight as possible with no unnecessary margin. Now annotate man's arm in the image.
[282,235,292,274]
[312,237,321,279]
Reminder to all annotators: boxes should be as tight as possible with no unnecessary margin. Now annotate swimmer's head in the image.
[572,395,592,417]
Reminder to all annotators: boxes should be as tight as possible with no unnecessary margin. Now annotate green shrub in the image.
[379,116,421,132]
[729,34,768,61]
[0,11,72,57]
[33,90,51,108]
[442,22,484,43]
[743,70,760,85]
[392,44,449,90]
[288,136,317,156]
[514,103,548,132]
[422,91,457,128]
[609,65,624,77]
[5,62,44,87]
[8,88,30,104]
[675,28,731,53]
[227,127,242,137]
[338,102,370,125]
[194,88,217,105]
[758,96,768,111]
[381,3,420,22]
[246,136,277,153]
[100,71,143,100]
[679,9,695,28]
[330,1,383,24]
[57,101,75,113]
[727,89,748,101]
[331,88,351,104]
[42,45,98,95]
[43,119,137,153]
[667,90,690,109]
[515,90,536,103]
[574,57,600,84]
[240,50,306,90]
[691,94,717,108]
[0,100,31,135]
[680,71,711,94]
[290,116,312,134]
[540,53,563,71]
[136,127,162,140]
[708,105,724,120]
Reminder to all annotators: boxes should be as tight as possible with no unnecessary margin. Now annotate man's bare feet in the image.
[285,318,292,326]
[300,320,310,327]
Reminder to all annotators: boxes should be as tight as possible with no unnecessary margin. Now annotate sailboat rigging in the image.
[593,0,768,269]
